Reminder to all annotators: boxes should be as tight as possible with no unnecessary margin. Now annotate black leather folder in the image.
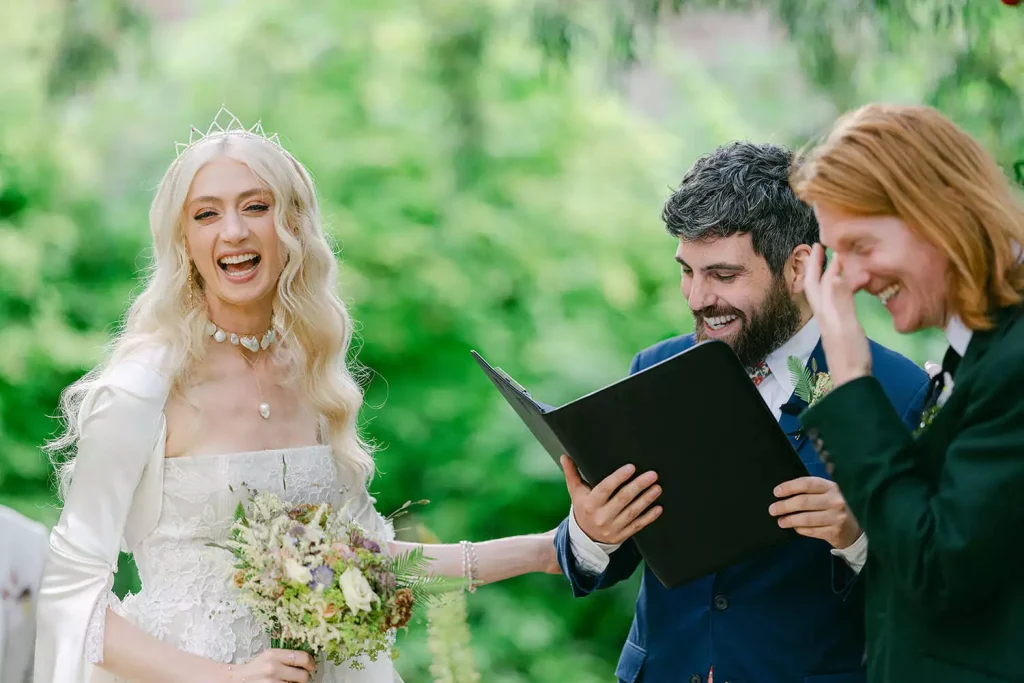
[472,340,808,589]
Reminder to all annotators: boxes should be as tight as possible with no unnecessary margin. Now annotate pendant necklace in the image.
[206,321,278,420]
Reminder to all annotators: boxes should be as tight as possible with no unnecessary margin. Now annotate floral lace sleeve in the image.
[84,591,123,663]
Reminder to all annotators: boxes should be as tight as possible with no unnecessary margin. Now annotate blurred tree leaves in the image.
[0,0,138,522]
[47,0,148,97]
[537,0,1024,172]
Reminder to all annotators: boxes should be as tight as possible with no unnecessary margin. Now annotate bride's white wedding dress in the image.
[96,447,400,683]
[33,349,401,683]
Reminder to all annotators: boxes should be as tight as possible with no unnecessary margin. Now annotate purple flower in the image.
[349,531,381,553]
[288,524,306,538]
[310,565,335,590]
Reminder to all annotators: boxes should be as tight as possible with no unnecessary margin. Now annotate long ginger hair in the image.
[791,103,1024,330]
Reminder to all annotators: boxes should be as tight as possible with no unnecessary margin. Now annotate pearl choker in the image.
[205,322,277,353]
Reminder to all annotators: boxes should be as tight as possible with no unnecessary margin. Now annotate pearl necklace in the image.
[206,321,278,419]
[206,322,277,352]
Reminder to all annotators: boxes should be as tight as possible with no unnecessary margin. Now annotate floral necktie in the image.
[748,360,771,388]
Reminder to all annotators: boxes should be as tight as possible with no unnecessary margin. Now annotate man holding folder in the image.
[554,142,930,683]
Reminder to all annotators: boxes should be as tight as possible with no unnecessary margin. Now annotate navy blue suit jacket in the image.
[555,333,929,683]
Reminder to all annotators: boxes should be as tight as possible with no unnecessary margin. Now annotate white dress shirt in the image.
[946,315,973,357]
[568,317,871,575]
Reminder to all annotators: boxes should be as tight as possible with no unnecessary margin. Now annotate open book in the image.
[472,340,808,588]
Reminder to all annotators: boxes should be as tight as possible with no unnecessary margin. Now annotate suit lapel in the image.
[778,340,828,450]
[931,305,1017,404]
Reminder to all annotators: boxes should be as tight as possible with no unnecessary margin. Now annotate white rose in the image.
[338,566,379,615]
[284,558,312,584]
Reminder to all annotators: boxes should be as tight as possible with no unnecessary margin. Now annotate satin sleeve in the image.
[34,381,165,683]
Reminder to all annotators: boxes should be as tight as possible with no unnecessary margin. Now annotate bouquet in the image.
[212,488,456,669]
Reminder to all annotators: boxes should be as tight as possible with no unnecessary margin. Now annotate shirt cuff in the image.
[567,506,620,575]
[830,532,868,574]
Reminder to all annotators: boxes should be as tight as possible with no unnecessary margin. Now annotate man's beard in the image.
[693,275,802,369]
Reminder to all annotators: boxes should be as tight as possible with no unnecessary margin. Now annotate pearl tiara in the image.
[174,105,282,159]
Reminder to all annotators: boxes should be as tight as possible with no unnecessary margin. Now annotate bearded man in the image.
[554,142,930,683]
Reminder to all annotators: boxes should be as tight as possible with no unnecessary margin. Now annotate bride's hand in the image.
[224,649,316,683]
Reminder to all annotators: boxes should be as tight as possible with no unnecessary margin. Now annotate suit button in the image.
[689,675,702,683]
[713,595,729,610]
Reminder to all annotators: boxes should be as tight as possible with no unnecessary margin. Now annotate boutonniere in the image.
[787,356,834,407]
[915,370,954,436]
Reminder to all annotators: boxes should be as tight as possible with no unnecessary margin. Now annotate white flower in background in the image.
[284,558,312,584]
[339,566,379,615]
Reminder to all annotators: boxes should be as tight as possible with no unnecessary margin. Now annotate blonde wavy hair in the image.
[48,131,375,497]
[790,103,1024,330]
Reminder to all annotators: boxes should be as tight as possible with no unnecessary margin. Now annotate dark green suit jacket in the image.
[801,304,1024,683]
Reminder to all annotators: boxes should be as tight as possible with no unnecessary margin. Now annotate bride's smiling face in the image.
[184,157,285,315]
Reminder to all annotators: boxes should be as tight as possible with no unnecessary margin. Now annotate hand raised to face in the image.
[802,244,872,387]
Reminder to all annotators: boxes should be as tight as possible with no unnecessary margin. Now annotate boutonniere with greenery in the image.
[915,405,940,436]
[914,371,954,436]
[787,356,834,407]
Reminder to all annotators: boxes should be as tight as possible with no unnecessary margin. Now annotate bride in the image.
[34,111,559,683]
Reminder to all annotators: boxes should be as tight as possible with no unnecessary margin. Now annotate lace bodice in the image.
[91,446,398,683]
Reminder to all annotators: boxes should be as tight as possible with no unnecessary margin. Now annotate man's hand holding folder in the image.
[561,456,663,545]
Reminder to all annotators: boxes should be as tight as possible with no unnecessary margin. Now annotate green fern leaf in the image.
[787,355,814,404]
[390,547,470,603]
[409,575,469,605]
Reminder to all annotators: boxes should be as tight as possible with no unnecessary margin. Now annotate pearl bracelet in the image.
[460,540,478,592]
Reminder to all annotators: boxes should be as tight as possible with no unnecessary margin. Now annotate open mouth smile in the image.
[704,314,739,331]
[876,282,901,307]
[217,252,262,281]
[700,314,742,338]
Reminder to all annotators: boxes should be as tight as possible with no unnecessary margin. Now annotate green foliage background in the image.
[1,0,1020,680]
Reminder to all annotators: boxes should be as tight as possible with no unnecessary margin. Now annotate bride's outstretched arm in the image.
[349,488,559,588]
[389,532,560,587]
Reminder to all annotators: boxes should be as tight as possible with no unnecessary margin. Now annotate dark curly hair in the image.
[662,141,818,276]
